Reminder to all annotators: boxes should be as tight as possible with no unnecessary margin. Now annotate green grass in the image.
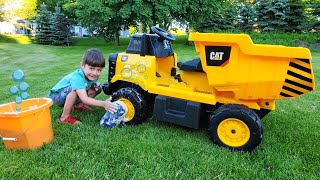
[249,32,320,51]
[0,34,319,179]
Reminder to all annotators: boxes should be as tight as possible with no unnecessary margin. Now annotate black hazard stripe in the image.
[282,86,303,95]
[296,58,310,64]
[280,92,292,97]
[287,70,313,83]
[284,79,313,91]
[280,59,313,98]
[289,62,311,74]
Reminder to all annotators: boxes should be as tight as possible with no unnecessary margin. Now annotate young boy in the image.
[49,48,117,125]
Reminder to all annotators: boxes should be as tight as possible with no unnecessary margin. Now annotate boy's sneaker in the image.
[58,116,82,125]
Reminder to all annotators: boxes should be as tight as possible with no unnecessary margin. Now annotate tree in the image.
[37,0,77,24]
[255,0,288,32]
[173,0,230,32]
[35,4,52,45]
[284,0,306,32]
[61,0,78,24]
[238,1,256,32]
[221,2,238,31]
[309,0,320,31]
[51,6,71,46]
[131,0,198,31]
[69,0,136,46]
[62,0,229,45]
[37,0,67,12]
[255,0,309,32]
[15,0,37,20]
[35,4,70,46]
[0,0,4,22]
[0,0,37,21]
[71,0,192,44]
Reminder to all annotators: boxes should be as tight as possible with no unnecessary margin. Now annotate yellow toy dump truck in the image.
[102,26,315,151]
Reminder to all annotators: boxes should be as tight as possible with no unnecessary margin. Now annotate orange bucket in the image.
[0,98,54,150]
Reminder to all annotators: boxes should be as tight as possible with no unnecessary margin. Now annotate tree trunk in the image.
[115,32,120,46]
[164,22,170,30]
[185,25,193,46]
[148,25,154,34]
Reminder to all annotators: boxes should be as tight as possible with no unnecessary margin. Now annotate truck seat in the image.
[177,58,204,72]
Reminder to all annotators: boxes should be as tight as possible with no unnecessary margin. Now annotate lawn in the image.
[0,34,319,179]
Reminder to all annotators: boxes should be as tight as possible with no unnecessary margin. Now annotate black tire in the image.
[208,104,263,152]
[111,87,147,125]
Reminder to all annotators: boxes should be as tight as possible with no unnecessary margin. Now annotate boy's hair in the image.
[82,48,105,67]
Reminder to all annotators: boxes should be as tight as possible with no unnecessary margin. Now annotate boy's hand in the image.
[104,100,117,112]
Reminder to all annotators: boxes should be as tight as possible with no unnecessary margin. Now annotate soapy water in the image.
[9,69,30,111]
[28,105,38,109]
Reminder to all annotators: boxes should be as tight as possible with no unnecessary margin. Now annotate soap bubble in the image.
[10,69,29,111]
[9,86,19,95]
[15,96,22,104]
[12,69,25,82]
[16,106,21,111]
[21,92,29,100]
[120,68,132,79]
[19,82,29,92]
[137,64,146,73]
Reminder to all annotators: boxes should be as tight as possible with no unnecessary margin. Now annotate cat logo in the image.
[210,52,224,61]
[205,46,232,66]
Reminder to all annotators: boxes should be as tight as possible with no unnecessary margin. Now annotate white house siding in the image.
[1,21,129,37]
[0,22,16,34]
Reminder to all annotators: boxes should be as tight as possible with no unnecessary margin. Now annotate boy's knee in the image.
[68,90,77,96]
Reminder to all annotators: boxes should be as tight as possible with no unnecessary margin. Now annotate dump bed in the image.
[189,33,315,101]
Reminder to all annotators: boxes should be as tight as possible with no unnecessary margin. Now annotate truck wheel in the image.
[208,104,263,152]
[111,87,147,125]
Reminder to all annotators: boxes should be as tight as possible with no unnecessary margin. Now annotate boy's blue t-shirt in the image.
[49,68,97,98]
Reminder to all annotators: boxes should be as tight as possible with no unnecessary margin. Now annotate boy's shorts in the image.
[52,83,102,107]
[51,86,81,107]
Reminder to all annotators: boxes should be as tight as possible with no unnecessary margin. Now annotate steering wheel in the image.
[151,26,175,41]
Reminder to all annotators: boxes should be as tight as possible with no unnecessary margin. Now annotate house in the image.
[0,22,15,34]
[16,19,37,34]
[0,20,36,35]
[70,25,130,38]
[0,20,130,38]
[70,25,90,37]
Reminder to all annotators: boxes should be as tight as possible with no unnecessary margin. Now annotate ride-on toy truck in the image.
[102,26,315,151]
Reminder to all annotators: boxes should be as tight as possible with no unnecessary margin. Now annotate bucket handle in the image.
[0,107,46,142]
[2,137,17,141]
